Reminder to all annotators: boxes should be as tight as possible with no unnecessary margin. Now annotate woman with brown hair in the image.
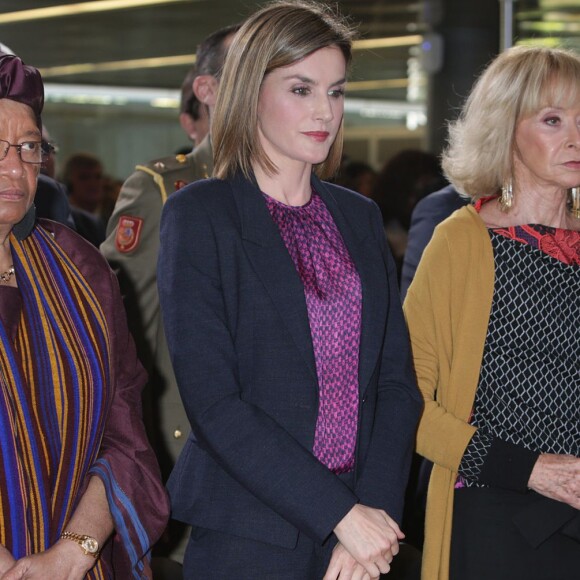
[158,1,421,578]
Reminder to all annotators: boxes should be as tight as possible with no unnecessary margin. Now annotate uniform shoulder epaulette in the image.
[135,153,197,204]
[136,152,194,176]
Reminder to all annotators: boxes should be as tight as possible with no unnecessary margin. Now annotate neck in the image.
[483,186,579,230]
[510,186,575,229]
[0,228,10,248]
[253,161,313,206]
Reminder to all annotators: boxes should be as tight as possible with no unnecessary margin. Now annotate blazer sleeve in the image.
[355,204,423,522]
[158,187,358,544]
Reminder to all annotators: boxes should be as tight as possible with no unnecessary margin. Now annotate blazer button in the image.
[173,429,183,439]
[362,395,368,404]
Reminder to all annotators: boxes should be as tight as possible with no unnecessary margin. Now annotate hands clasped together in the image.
[324,504,404,580]
[528,453,580,510]
[0,541,93,580]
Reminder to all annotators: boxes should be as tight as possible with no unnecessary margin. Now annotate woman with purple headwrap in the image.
[0,52,168,579]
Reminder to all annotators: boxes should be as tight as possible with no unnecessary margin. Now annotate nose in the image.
[568,120,580,149]
[314,93,334,123]
[0,146,26,178]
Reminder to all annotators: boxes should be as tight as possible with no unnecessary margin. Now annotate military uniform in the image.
[101,137,213,478]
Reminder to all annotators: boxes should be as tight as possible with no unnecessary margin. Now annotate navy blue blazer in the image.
[158,171,421,549]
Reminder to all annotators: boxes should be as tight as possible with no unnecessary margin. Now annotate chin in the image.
[304,153,331,166]
[0,208,29,228]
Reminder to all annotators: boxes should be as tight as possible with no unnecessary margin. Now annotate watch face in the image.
[81,537,99,554]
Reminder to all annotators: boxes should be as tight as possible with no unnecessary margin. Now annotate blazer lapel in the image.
[232,173,318,381]
[313,177,388,395]
[232,172,388,394]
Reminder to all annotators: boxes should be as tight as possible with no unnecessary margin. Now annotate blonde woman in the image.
[405,46,580,580]
[158,1,421,578]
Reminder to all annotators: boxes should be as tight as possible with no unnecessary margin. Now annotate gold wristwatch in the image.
[60,531,100,558]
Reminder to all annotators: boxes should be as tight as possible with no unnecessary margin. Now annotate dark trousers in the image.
[182,472,356,579]
[183,526,336,579]
[450,487,580,580]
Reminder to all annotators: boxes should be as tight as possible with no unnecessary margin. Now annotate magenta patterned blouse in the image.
[263,189,362,474]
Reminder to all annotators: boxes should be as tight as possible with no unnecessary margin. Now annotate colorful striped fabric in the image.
[0,225,111,578]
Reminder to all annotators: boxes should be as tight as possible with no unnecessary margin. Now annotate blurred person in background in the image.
[400,184,467,299]
[40,125,57,179]
[177,65,210,152]
[372,149,446,279]
[26,125,76,229]
[63,152,106,216]
[102,23,239,480]
[333,156,377,198]
[62,152,107,246]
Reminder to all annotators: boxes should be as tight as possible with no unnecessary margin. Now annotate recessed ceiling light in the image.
[39,55,196,77]
[354,35,423,50]
[0,0,195,24]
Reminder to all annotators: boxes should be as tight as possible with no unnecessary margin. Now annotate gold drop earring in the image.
[570,186,580,219]
[499,179,513,213]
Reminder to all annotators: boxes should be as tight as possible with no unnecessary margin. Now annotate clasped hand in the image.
[324,504,404,579]
[0,541,94,580]
[528,453,580,510]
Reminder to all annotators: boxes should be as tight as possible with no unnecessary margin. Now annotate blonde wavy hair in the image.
[442,45,580,200]
[212,0,354,181]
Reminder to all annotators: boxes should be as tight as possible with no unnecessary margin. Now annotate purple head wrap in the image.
[0,51,44,128]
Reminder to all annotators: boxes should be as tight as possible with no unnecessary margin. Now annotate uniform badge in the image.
[115,215,143,253]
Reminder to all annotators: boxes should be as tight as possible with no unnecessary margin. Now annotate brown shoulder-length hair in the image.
[442,45,580,200]
[212,0,355,181]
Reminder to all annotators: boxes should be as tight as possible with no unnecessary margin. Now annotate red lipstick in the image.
[303,131,330,142]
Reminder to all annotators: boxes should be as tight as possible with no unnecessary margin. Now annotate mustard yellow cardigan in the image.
[403,205,495,580]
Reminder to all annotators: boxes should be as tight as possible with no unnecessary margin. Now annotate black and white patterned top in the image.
[457,224,580,489]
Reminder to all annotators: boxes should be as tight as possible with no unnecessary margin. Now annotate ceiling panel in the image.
[0,0,578,102]
[0,0,420,101]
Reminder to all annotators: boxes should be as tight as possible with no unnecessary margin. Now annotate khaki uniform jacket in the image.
[403,205,495,580]
[101,137,213,476]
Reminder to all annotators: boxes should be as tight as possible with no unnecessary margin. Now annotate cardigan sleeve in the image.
[460,432,540,491]
[404,208,540,488]
[404,219,479,472]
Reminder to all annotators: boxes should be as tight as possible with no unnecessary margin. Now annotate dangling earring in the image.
[570,186,580,219]
[499,179,513,213]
